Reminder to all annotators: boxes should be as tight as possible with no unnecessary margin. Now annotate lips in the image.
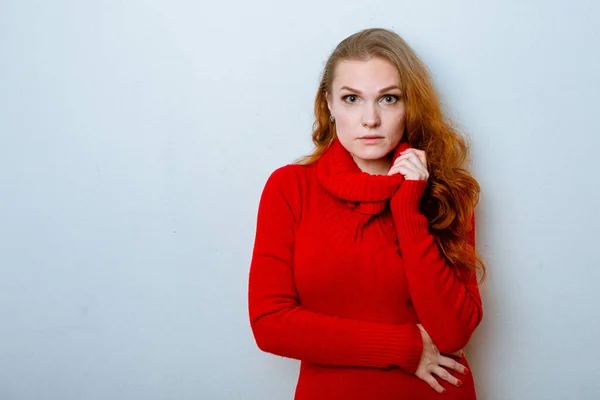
[358,135,384,139]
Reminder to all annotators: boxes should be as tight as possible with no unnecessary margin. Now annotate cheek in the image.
[399,109,406,125]
[387,109,406,130]
[333,112,358,137]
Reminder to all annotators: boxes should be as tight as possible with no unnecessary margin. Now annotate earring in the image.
[330,115,335,122]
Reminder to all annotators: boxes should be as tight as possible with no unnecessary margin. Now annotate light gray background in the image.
[1,1,599,399]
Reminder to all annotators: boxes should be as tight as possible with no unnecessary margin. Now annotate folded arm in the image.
[249,166,423,372]
[390,180,483,354]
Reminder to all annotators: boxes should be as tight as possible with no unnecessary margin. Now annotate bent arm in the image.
[248,167,423,372]
[390,180,483,354]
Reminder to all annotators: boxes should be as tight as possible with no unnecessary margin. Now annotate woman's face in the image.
[327,57,406,173]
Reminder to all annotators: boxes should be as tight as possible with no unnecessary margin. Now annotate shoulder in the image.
[260,163,316,217]
[266,164,301,184]
[263,163,315,195]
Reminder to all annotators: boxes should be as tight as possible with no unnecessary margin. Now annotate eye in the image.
[342,95,358,103]
[381,95,399,104]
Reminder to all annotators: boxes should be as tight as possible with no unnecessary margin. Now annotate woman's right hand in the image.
[415,323,469,394]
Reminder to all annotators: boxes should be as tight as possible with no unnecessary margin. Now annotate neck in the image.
[351,154,393,176]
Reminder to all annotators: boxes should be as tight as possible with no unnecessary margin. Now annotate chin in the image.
[351,144,394,160]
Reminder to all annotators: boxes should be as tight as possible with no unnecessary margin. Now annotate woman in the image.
[248,28,487,399]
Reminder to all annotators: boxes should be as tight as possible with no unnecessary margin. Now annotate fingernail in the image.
[464,368,470,374]
[457,380,463,387]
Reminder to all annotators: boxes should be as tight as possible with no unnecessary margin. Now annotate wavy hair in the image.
[298,28,486,283]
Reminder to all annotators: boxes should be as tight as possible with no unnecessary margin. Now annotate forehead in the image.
[332,58,400,89]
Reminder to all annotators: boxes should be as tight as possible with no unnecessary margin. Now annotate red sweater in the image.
[248,139,483,399]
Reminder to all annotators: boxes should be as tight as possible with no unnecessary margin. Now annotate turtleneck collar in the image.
[316,138,411,215]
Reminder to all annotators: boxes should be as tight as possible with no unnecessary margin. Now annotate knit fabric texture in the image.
[248,139,483,399]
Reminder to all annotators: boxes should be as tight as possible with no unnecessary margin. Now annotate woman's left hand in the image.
[387,148,429,181]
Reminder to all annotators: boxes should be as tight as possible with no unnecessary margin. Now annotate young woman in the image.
[248,28,487,399]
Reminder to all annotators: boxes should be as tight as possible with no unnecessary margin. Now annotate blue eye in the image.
[382,95,399,104]
[342,95,358,103]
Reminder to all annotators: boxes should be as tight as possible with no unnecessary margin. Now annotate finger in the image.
[402,148,427,166]
[394,154,427,175]
[400,148,426,164]
[392,157,420,173]
[388,158,414,173]
[389,158,427,180]
[402,151,427,172]
[423,374,446,394]
[438,355,468,375]
[393,153,413,165]
[387,163,418,177]
[432,366,463,388]
[398,149,427,170]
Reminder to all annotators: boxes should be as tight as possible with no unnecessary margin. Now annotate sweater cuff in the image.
[358,323,423,373]
[391,180,430,239]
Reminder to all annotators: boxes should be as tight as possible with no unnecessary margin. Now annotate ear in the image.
[325,91,333,113]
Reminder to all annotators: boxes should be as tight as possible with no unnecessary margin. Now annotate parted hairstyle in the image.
[298,28,487,283]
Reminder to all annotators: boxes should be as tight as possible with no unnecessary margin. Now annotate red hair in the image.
[298,28,486,283]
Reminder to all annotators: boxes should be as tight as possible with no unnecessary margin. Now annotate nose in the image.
[361,103,381,128]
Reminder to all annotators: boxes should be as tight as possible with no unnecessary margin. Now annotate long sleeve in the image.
[248,166,423,373]
[390,180,483,354]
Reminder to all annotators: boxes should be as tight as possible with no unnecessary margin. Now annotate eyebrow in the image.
[339,85,402,94]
